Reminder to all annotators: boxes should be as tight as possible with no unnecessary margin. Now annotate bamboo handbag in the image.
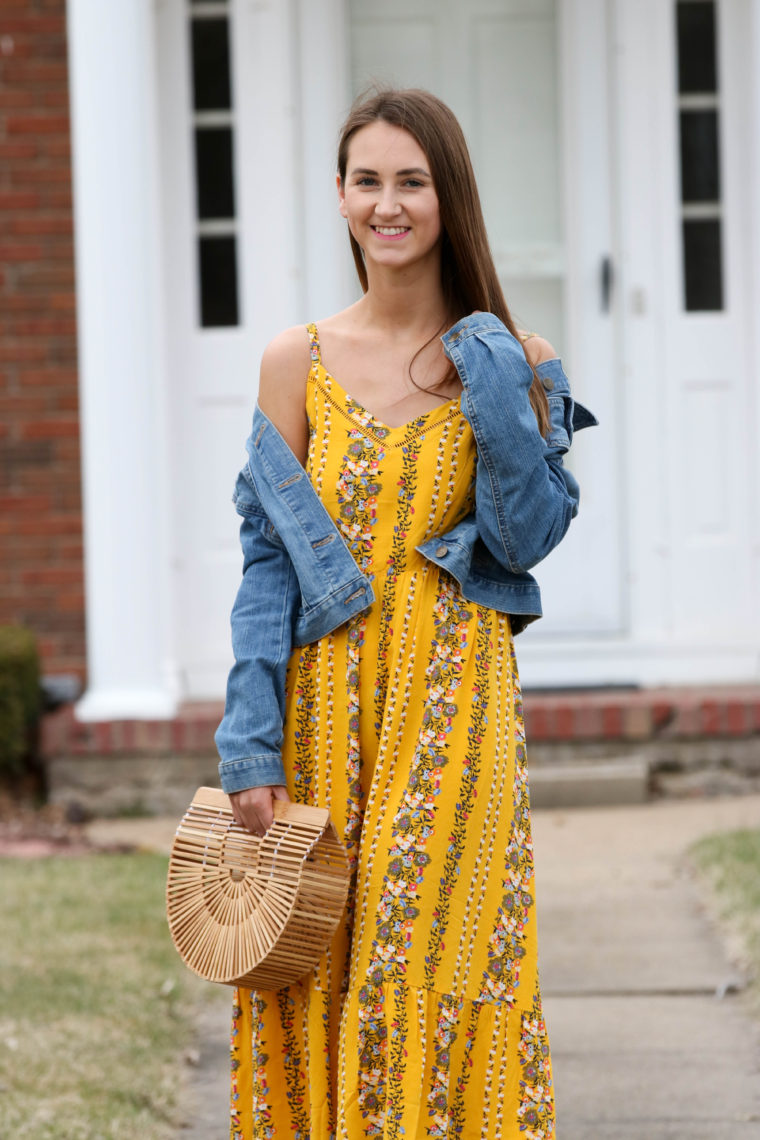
[166,787,350,991]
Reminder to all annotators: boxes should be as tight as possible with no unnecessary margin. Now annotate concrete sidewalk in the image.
[533,796,760,1138]
[88,795,760,1137]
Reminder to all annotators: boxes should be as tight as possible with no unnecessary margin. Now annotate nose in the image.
[374,185,402,219]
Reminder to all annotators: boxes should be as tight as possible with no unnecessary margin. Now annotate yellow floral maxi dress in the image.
[230,325,555,1140]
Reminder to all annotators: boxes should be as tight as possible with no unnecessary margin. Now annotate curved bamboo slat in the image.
[166,787,350,990]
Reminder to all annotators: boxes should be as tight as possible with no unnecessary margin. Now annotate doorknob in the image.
[600,255,614,313]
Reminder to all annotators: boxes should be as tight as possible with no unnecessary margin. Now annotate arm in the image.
[257,325,311,465]
[216,328,311,834]
[214,467,298,830]
[517,330,556,367]
[442,314,583,574]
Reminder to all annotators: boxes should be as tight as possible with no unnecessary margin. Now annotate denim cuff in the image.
[218,754,287,793]
[535,357,569,394]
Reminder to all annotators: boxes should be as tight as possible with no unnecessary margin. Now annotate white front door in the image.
[600,0,758,682]
[623,0,757,646]
[349,0,624,639]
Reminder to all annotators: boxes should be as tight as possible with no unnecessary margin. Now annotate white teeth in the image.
[373,226,409,235]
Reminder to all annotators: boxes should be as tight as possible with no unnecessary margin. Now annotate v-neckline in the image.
[312,361,461,439]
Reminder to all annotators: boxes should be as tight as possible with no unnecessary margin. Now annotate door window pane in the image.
[675,1,724,311]
[195,127,235,219]
[188,4,240,327]
[199,236,239,327]
[191,18,232,111]
[677,2,718,93]
[682,220,723,310]
[679,110,720,202]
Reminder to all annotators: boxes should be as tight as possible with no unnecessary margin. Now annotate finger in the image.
[244,799,274,837]
[255,807,271,835]
[240,811,263,836]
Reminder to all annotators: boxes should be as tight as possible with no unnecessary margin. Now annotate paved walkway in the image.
[533,796,760,1138]
[89,795,760,1137]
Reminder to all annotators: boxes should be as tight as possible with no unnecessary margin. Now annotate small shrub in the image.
[0,625,40,776]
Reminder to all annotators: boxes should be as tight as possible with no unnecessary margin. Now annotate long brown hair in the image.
[337,87,550,435]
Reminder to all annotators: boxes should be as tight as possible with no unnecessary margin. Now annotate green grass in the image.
[690,827,760,1003]
[0,852,215,1139]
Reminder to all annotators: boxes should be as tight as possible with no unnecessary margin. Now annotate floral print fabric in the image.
[230,325,555,1139]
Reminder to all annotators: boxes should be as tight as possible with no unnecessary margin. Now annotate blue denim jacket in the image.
[216,312,597,792]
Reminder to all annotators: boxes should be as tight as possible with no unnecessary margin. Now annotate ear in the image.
[336,172,347,219]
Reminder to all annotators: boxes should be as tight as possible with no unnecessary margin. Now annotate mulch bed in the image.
[0,789,92,857]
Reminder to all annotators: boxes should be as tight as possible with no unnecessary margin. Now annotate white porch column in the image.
[297,0,356,316]
[67,0,178,719]
[751,0,760,611]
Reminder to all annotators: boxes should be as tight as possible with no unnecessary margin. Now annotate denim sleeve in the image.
[214,467,298,792]
[443,318,582,574]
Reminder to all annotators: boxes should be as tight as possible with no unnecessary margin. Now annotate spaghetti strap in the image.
[306,322,321,365]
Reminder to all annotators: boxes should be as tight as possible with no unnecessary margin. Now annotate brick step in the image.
[523,685,760,742]
[41,688,760,817]
[41,686,760,759]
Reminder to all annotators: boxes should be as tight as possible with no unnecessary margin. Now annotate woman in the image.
[216,87,595,1139]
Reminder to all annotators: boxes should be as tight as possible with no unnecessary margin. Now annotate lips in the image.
[371,226,410,237]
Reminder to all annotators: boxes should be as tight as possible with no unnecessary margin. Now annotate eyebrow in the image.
[350,166,431,178]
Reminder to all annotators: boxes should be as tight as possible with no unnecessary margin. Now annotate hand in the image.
[229,784,290,836]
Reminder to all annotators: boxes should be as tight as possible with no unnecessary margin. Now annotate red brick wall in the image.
[0,1,85,680]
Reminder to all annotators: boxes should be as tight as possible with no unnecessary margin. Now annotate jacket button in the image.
[435,544,448,557]
[541,375,554,392]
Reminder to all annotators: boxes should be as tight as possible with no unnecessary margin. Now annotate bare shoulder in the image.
[258,325,311,463]
[259,325,311,394]
[517,330,558,367]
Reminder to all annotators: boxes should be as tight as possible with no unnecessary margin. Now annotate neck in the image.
[359,258,449,336]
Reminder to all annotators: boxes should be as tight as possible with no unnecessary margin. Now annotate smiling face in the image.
[338,120,442,276]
